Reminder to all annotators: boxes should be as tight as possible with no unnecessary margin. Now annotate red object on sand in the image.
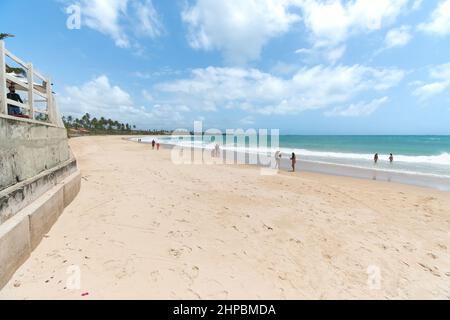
[81,292,89,297]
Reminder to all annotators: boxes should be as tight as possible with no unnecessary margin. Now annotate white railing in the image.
[0,40,58,126]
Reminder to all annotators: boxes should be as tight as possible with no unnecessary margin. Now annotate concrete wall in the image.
[0,158,77,224]
[0,116,71,191]
[0,169,81,288]
[0,115,81,289]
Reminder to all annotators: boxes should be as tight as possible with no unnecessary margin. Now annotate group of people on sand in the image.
[374,153,394,164]
[137,138,160,150]
[274,151,297,172]
[151,139,160,150]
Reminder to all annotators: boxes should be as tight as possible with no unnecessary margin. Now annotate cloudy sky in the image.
[2,0,450,134]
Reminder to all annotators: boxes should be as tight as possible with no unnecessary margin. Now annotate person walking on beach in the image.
[389,153,394,163]
[374,153,379,164]
[152,139,156,150]
[157,142,160,150]
[274,151,282,169]
[290,152,297,172]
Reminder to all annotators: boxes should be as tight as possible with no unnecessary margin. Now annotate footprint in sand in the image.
[182,265,200,282]
[169,248,183,258]
[150,270,160,282]
[168,230,192,238]
[427,253,438,259]
[104,259,136,279]
[418,262,441,277]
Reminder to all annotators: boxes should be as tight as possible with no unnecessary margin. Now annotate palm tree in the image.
[107,119,113,131]
[81,113,91,129]
[74,118,81,129]
[99,117,106,130]
[0,33,14,40]
[1,33,26,77]
[91,117,98,130]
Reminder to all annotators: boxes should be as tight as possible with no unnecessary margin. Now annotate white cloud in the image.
[181,0,300,64]
[295,48,313,54]
[414,82,449,100]
[59,75,189,128]
[413,63,450,100]
[418,0,450,36]
[75,0,163,48]
[155,65,403,115]
[80,0,130,47]
[240,116,255,125]
[142,89,154,102]
[385,26,413,48]
[326,45,346,63]
[60,75,133,114]
[133,0,164,38]
[181,0,410,64]
[271,61,300,75]
[412,0,423,10]
[297,0,409,47]
[324,96,389,117]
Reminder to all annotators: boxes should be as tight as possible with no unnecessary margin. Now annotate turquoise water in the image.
[279,136,450,157]
[137,135,450,188]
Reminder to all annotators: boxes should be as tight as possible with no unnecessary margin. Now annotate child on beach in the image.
[157,143,160,150]
[389,153,394,163]
[290,152,296,172]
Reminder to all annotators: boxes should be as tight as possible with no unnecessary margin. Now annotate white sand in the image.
[1,135,449,299]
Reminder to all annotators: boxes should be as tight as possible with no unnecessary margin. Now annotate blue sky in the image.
[1,0,450,134]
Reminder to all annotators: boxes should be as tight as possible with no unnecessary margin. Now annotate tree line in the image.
[62,113,171,136]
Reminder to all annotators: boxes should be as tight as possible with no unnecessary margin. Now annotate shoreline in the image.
[131,137,450,192]
[1,135,449,299]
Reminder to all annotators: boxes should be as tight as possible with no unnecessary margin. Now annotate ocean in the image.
[136,135,450,191]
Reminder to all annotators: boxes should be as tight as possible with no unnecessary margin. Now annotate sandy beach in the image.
[1,135,449,299]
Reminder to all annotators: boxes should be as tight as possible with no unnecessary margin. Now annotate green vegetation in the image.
[0,33,14,40]
[62,113,171,136]
[1,33,26,76]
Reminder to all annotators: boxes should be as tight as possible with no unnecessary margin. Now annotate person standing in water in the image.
[290,152,297,172]
[374,153,379,164]
[389,153,394,163]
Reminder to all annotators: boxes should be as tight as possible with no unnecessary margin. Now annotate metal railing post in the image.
[27,63,34,119]
[0,41,7,115]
